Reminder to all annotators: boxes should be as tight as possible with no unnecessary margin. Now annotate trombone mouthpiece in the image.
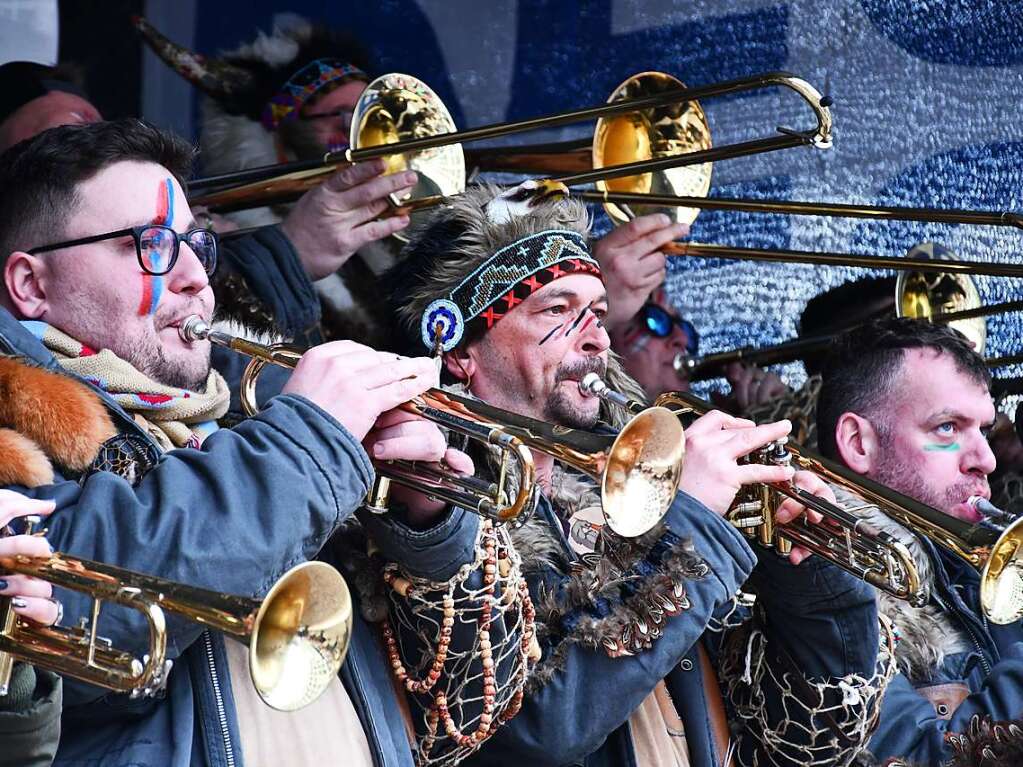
[968,496,1014,522]
[179,315,211,343]
[672,353,695,374]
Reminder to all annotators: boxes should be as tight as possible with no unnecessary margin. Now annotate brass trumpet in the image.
[581,375,1023,623]
[178,316,538,524]
[0,518,351,710]
[178,318,685,536]
[579,374,924,604]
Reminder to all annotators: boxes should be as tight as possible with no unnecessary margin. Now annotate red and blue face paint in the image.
[137,178,174,317]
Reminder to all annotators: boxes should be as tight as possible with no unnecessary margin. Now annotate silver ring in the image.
[51,599,63,626]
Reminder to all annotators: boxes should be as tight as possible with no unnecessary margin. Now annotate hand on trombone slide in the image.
[0,491,60,626]
[280,159,417,279]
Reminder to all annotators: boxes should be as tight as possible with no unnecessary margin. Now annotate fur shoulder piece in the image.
[0,356,115,487]
[832,484,971,682]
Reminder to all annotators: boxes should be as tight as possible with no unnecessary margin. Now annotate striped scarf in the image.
[24,321,230,452]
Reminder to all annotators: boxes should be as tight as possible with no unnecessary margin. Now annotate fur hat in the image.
[387,182,592,352]
[136,15,372,178]
[386,182,647,425]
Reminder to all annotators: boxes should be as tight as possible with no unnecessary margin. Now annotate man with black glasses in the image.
[0,119,522,767]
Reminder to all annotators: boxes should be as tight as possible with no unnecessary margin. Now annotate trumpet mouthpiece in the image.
[179,315,211,343]
[579,372,605,397]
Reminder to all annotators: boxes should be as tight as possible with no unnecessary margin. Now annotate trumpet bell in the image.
[350,73,465,238]
[250,561,352,711]
[896,242,987,352]
[980,516,1023,625]
[594,72,713,227]
[602,406,685,537]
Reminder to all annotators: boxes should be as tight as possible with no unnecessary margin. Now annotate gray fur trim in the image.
[393,182,591,346]
[832,485,970,682]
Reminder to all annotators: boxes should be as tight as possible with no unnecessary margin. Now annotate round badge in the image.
[420,299,464,352]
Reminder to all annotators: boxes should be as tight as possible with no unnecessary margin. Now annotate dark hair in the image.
[816,317,990,458]
[0,119,194,265]
[798,276,896,375]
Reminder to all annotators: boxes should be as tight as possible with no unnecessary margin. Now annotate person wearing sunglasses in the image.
[608,286,703,399]
[615,288,789,410]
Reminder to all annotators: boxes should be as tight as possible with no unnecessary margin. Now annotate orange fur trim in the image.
[0,427,54,487]
[0,357,116,472]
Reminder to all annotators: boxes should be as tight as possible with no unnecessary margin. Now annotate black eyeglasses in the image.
[29,225,218,276]
[640,303,699,355]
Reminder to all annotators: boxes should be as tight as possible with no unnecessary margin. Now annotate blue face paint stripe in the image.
[924,442,961,452]
[144,178,175,317]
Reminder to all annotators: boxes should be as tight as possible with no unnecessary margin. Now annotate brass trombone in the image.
[178,317,685,537]
[191,70,832,215]
[0,521,351,710]
[581,375,1023,624]
[669,242,1022,380]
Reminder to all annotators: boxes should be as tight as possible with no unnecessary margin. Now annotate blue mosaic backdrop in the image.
[194,0,1023,390]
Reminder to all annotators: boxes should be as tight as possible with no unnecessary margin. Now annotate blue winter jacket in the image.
[0,227,480,767]
[868,539,1023,763]
[470,485,883,767]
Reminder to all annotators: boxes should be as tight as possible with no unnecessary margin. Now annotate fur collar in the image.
[0,356,115,487]
[834,485,971,682]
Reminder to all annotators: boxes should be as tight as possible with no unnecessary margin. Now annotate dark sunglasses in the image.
[640,303,699,354]
[29,224,218,276]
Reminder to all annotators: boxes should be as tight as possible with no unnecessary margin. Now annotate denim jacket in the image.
[868,540,1023,763]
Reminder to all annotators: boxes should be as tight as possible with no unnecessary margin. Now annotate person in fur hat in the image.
[0,118,531,767]
[134,15,412,346]
[136,16,700,355]
[384,182,893,767]
[815,317,1023,765]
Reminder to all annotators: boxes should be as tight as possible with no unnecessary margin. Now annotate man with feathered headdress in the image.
[135,15,416,345]
[382,181,895,767]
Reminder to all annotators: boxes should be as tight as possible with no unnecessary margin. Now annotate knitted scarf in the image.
[24,321,230,452]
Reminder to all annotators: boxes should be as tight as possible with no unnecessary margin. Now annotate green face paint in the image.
[924,442,961,452]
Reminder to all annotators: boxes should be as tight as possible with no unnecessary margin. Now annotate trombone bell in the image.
[896,242,987,353]
[350,72,465,237]
[594,72,712,227]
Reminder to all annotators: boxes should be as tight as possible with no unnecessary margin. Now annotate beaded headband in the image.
[420,229,602,352]
[261,57,367,131]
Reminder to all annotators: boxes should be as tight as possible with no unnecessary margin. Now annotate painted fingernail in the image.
[0,579,7,591]
[11,597,27,609]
